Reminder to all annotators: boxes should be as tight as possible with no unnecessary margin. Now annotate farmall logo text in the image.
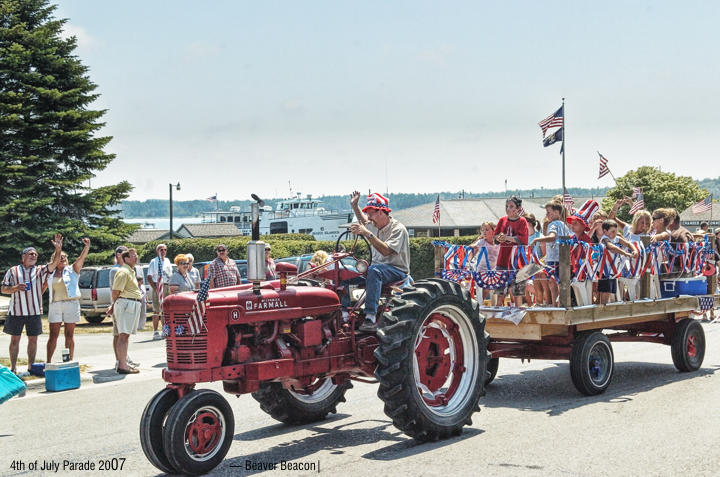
[245,298,288,311]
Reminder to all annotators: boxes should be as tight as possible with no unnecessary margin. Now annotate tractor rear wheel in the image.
[671,318,705,372]
[163,389,234,476]
[140,388,179,474]
[375,278,487,441]
[252,378,351,424]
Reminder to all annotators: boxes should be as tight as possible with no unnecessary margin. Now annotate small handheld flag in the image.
[598,153,610,179]
[189,278,210,335]
[432,195,440,224]
[629,187,645,215]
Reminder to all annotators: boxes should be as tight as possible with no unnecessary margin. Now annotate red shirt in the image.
[494,216,528,269]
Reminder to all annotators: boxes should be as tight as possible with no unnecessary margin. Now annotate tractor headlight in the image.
[356,260,368,274]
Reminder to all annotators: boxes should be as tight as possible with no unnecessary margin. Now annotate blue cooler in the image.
[660,276,707,298]
[45,361,81,392]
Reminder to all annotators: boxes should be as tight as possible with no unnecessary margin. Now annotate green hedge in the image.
[84,234,479,279]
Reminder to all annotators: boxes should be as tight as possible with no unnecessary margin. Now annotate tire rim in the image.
[412,305,478,416]
[288,378,337,404]
[587,342,612,387]
[183,405,226,462]
[685,328,703,366]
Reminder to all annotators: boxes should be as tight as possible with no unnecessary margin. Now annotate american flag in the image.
[598,152,610,179]
[432,195,440,224]
[692,195,713,214]
[538,106,563,137]
[156,256,164,313]
[629,187,645,215]
[189,278,210,335]
[206,194,217,202]
[563,193,574,212]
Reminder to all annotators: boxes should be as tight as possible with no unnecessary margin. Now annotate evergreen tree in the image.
[0,0,136,268]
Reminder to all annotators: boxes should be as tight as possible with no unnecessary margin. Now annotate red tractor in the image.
[140,232,488,475]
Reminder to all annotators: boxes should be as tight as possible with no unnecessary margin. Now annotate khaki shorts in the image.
[113,298,141,336]
[151,284,169,314]
[48,299,81,324]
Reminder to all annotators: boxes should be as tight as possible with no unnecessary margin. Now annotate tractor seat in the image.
[382,279,409,295]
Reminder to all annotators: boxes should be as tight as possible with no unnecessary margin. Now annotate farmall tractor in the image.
[140,201,489,475]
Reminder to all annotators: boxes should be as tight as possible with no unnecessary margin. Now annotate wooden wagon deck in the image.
[483,295,714,341]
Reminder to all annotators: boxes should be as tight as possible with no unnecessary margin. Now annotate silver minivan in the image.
[78,266,113,323]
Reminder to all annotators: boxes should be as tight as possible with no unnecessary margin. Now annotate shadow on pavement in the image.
[483,361,720,416]
[234,413,353,441]
[90,368,126,383]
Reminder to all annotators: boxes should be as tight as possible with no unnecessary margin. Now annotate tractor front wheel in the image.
[375,278,487,441]
[163,389,234,476]
[252,378,351,424]
[140,388,179,474]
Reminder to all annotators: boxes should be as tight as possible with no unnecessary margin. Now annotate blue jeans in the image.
[364,263,406,316]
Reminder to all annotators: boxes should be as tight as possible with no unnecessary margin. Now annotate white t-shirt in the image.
[546,220,571,262]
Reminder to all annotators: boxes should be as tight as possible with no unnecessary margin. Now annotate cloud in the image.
[60,23,98,50]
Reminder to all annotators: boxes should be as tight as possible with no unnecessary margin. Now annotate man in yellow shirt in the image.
[107,248,142,374]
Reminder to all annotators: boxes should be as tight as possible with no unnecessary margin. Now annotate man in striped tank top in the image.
[1,233,64,376]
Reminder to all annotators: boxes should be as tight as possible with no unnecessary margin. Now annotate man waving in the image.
[349,191,410,332]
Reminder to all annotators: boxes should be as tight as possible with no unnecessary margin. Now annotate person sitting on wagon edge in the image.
[349,191,410,332]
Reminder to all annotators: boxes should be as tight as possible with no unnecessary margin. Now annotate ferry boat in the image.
[201,194,353,241]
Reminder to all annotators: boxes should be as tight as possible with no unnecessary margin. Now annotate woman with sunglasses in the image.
[169,254,196,294]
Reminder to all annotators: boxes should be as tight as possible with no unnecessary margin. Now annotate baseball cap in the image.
[22,247,37,255]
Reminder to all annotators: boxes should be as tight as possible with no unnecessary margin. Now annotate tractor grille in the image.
[165,311,208,367]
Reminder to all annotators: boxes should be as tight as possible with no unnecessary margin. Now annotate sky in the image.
[54,1,720,202]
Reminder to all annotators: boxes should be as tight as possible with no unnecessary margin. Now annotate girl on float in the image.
[492,197,528,307]
[470,221,499,303]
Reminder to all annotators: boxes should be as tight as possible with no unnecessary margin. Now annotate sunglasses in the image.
[179,262,189,265]
[652,216,662,220]
[217,249,227,252]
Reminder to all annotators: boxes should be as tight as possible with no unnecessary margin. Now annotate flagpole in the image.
[561,97,566,194]
[216,192,218,212]
[437,196,441,237]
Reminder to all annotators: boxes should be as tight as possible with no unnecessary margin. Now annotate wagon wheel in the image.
[163,389,234,476]
[671,318,705,372]
[334,230,372,266]
[252,378,352,424]
[570,331,614,396]
[140,388,179,474]
[485,357,499,386]
[375,278,488,441]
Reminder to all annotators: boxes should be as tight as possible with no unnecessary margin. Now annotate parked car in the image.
[0,294,9,324]
[78,266,113,323]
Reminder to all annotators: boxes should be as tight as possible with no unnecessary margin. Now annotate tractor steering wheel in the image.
[334,230,372,267]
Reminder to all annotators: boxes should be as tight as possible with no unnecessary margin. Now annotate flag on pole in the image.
[538,106,564,137]
[629,187,645,214]
[563,193,574,212]
[598,153,610,179]
[692,195,713,214]
[206,194,217,202]
[542,128,563,150]
[432,195,441,224]
[189,278,210,335]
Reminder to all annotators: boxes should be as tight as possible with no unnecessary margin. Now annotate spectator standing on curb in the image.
[108,246,139,367]
[107,248,142,374]
[135,265,147,332]
[46,237,90,363]
[208,243,241,289]
[147,244,172,340]
[186,253,201,289]
[1,233,64,376]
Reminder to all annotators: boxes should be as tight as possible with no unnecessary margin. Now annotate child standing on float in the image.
[470,221,499,303]
[492,197,528,306]
[529,201,571,306]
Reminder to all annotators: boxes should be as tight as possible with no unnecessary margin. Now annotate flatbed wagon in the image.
[436,236,713,395]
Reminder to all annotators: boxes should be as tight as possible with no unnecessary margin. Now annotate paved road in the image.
[1,323,719,476]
